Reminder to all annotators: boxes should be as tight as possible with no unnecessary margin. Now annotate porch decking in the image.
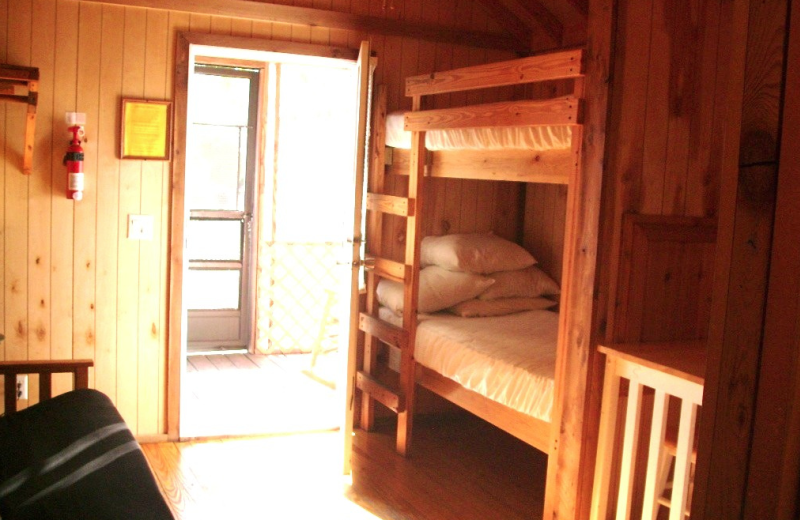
[182,352,339,438]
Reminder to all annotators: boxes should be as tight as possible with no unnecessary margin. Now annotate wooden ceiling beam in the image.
[81,0,527,54]
[475,0,564,49]
[507,0,564,45]
[471,0,533,50]
[564,0,589,18]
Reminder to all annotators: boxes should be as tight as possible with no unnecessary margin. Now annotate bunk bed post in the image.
[360,85,389,432]
[397,94,426,456]
[544,0,615,518]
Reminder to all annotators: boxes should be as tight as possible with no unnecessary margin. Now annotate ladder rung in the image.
[356,371,405,413]
[359,312,408,350]
[366,192,415,217]
[365,256,407,282]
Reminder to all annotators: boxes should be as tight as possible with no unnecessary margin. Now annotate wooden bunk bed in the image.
[355,48,585,457]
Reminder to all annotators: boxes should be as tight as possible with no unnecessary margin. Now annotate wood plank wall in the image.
[590,0,794,517]
[692,0,791,517]
[0,0,519,436]
[598,0,730,343]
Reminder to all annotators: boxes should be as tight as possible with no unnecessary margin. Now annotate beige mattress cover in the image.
[384,111,572,152]
[379,307,559,422]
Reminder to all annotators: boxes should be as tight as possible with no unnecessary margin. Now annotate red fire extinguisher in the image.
[63,125,85,201]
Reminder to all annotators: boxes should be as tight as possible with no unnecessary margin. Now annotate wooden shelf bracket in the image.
[0,64,39,175]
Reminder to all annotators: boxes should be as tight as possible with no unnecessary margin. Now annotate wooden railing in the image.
[591,341,705,520]
[0,359,93,414]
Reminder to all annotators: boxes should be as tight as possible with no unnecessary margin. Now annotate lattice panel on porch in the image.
[256,242,342,354]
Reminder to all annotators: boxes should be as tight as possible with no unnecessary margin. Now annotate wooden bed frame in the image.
[386,48,584,186]
[356,48,586,457]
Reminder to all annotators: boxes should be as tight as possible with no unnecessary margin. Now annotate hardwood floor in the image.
[143,413,547,520]
[182,352,340,438]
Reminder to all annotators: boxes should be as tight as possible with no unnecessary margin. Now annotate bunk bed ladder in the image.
[357,85,426,456]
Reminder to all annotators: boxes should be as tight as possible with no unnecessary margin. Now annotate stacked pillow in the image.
[377,233,561,317]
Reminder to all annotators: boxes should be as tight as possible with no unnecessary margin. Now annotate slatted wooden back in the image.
[0,360,93,414]
[610,213,717,343]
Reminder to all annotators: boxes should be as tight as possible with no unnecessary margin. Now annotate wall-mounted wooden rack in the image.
[0,64,39,175]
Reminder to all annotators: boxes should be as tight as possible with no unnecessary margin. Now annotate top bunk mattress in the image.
[384,111,573,152]
[380,307,559,422]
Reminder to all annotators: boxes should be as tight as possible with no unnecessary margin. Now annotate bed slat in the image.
[405,48,584,97]
[404,97,582,132]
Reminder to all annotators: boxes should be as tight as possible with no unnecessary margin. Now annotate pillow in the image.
[376,265,494,314]
[448,296,558,317]
[420,233,536,274]
[478,265,561,300]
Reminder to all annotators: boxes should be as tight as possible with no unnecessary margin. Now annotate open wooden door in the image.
[341,40,372,474]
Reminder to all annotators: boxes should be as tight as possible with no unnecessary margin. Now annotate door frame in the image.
[168,32,359,439]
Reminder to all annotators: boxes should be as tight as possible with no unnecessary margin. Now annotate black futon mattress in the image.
[0,389,173,519]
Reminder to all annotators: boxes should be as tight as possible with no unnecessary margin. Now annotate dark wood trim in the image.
[81,0,526,54]
[167,31,191,440]
[183,32,358,61]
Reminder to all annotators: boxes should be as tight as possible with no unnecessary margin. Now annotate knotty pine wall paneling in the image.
[95,3,125,408]
[28,0,55,405]
[5,3,30,400]
[0,0,7,399]
[1,0,516,436]
[693,0,791,517]
[601,0,729,344]
[74,2,100,401]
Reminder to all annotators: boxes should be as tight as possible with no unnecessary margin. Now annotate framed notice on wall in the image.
[120,98,172,160]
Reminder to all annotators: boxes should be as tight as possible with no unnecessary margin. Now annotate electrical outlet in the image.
[16,375,28,400]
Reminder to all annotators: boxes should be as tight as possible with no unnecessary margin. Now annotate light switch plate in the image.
[128,214,154,240]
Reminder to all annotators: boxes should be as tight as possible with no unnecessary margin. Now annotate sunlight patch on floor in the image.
[155,431,381,520]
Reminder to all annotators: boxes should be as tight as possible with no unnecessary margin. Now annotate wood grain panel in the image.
[94,4,125,403]
[116,5,147,432]
[523,183,567,285]
[743,4,800,517]
[74,2,102,390]
[138,7,169,437]
[5,2,31,385]
[50,0,79,397]
[684,0,720,217]
[611,214,716,344]
[28,0,56,405]
[0,0,8,382]
[639,0,669,214]
[694,0,790,517]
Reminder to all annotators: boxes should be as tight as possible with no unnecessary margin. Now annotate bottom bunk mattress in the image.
[380,308,559,422]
